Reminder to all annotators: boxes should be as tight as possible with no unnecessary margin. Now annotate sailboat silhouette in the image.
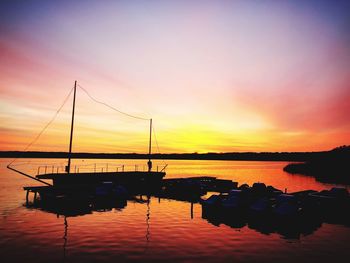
[37,81,166,190]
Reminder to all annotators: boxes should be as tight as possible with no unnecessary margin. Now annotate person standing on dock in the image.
[147,160,152,172]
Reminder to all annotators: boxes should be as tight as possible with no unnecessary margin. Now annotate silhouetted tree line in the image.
[1,145,349,162]
[284,145,350,184]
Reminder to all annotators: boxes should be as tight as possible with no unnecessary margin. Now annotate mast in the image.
[147,118,152,172]
[66,80,77,174]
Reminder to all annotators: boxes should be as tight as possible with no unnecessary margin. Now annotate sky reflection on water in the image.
[1,159,350,262]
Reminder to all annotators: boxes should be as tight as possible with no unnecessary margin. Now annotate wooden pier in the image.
[23,176,237,205]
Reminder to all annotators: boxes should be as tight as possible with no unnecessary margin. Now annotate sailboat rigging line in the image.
[7,87,74,167]
[7,165,52,186]
[152,125,167,166]
[77,84,150,121]
[152,126,161,155]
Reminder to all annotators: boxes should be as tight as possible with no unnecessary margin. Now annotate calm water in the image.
[1,158,350,262]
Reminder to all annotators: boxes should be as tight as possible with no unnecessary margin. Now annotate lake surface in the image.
[1,158,350,262]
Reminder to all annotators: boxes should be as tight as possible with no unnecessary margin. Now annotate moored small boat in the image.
[249,197,273,215]
[273,194,300,218]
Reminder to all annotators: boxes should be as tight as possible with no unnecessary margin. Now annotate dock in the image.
[157,177,238,202]
[23,176,236,205]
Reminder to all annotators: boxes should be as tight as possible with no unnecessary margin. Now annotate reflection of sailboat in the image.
[26,197,93,217]
[63,216,68,263]
[25,187,128,216]
[145,196,150,251]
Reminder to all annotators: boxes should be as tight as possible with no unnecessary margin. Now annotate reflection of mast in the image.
[144,196,150,252]
[63,216,68,262]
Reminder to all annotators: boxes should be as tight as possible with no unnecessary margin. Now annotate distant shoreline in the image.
[0,150,330,162]
[3,148,349,184]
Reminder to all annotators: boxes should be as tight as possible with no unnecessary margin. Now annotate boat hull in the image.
[37,171,166,192]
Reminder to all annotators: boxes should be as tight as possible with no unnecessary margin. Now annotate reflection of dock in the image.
[23,175,350,238]
[202,209,323,239]
[23,184,350,242]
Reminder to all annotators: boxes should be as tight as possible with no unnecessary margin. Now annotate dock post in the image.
[52,165,54,173]
[116,167,118,172]
[191,202,194,219]
[157,166,159,172]
[37,167,40,175]
[122,165,124,172]
[45,166,47,174]
[34,191,37,204]
[26,190,29,205]
[56,167,59,174]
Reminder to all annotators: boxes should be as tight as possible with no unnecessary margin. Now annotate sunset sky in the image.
[1,0,349,153]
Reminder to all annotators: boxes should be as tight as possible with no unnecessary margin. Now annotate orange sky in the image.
[1,0,349,153]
